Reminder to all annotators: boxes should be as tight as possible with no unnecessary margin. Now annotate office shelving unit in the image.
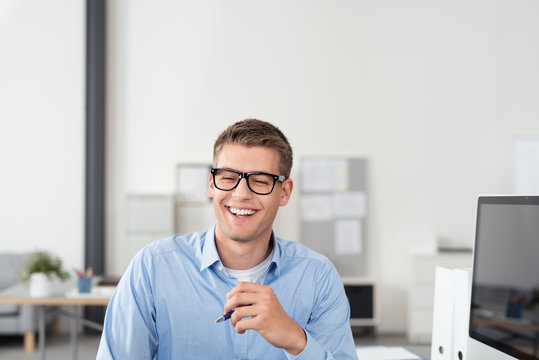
[299,157,375,330]
[174,164,215,234]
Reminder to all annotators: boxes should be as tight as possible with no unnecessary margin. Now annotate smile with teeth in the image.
[228,207,257,216]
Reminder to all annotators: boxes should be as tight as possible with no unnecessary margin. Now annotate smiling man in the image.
[97,119,358,359]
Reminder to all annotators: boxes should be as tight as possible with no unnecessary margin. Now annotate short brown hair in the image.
[213,119,293,178]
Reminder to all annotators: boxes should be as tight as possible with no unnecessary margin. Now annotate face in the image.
[208,144,293,247]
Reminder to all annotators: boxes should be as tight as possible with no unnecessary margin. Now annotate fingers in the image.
[232,315,261,334]
[226,282,274,300]
[223,282,275,314]
[223,282,275,329]
[229,304,265,330]
[220,282,306,353]
[223,293,258,315]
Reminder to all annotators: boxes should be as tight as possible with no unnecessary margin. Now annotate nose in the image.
[232,176,253,199]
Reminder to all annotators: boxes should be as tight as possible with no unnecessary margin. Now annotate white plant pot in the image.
[29,272,52,297]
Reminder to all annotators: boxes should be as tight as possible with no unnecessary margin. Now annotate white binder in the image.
[431,266,455,360]
[452,268,472,360]
[430,266,473,360]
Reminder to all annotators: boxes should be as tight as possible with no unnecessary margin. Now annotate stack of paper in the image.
[356,346,422,360]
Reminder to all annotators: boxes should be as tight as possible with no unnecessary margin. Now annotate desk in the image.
[356,345,425,359]
[0,283,111,360]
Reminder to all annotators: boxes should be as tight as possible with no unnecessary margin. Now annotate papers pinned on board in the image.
[302,158,349,192]
[300,157,368,258]
[301,194,333,221]
[301,192,367,222]
[333,192,366,218]
[301,191,366,255]
[335,219,362,255]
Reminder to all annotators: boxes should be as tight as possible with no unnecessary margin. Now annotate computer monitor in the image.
[467,196,539,360]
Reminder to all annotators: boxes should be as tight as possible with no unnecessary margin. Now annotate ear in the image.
[208,173,215,199]
[279,178,293,206]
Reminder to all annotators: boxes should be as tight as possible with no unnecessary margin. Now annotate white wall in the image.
[106,0,539,333]
[0,1,85,272]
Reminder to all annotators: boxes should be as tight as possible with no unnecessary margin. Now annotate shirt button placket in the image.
[231,321,249,359]
[241,330,248,359]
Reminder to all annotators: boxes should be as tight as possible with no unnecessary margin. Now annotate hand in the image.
[224,282,307,355]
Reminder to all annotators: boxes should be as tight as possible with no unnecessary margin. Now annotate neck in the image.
[214,230,274,270]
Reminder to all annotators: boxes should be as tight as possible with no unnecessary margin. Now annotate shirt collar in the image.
[200,224,221,271]
[199,224,282,277]
[268,232,281,277]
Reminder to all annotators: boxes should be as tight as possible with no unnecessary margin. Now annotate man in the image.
[97,119,358,359]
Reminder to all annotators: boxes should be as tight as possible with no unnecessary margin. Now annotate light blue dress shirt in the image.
[97,225,358,360]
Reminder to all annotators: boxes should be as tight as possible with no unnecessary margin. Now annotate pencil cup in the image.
[77,276,92,293]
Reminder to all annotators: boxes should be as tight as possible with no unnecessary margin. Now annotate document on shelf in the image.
[355,346,422,360]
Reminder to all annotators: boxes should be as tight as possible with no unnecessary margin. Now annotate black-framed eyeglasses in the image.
[210,168,286,195]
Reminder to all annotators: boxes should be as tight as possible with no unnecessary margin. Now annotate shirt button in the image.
[217,265,223,271]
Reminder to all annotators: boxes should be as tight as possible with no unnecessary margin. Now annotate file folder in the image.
[431,266,455,360]
[452,268,472,360]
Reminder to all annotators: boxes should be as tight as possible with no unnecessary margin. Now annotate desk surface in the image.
[0,283,111,306]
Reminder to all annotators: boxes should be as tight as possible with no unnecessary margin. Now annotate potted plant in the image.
[20,250,70,297]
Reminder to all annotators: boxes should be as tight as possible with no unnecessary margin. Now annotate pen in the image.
[214,309,235,323]
[215,304,250,323]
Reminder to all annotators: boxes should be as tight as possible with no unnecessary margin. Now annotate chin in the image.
[228,237,253,243]
[225,232,257,243]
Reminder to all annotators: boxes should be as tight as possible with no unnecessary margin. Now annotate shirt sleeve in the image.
[285,258,358,360]
[96,247,158,359]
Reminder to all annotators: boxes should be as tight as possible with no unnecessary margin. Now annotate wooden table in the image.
[0,282,111,360]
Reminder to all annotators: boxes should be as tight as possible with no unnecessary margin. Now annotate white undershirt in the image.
[224,250,274,283]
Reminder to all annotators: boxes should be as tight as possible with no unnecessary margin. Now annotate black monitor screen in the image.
[470,196,539,360]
